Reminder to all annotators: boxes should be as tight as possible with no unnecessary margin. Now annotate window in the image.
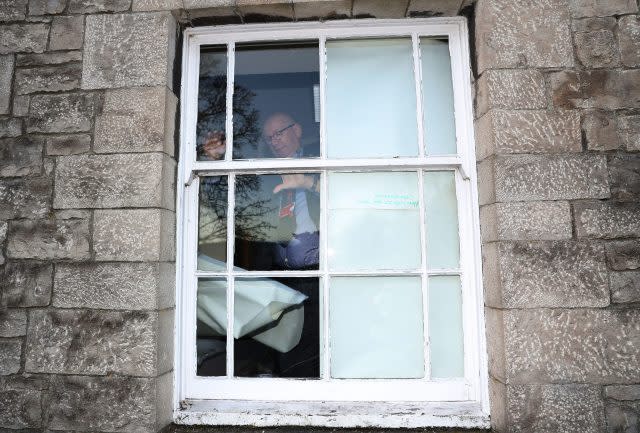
[176,18,488,428]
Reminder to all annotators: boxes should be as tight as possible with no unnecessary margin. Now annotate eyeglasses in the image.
[265,123,295,144]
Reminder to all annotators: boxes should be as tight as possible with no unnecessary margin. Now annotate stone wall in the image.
[476,0,640,431]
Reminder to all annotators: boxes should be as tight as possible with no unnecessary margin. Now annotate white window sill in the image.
[175,400,490,429]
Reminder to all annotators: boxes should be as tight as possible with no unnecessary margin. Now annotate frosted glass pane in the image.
[326,39,418,158]
[330,277,424,378]
[429,276,464,378]
[328,172,421,271]
[421,38,457,155]
[424,171,459,269]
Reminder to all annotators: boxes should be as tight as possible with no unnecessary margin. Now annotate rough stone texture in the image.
[606,240,640,271]
[609,154,640,202]
[45,134,91,155]
[485,307,506,382]
[16,50,82,66]
[505,309,640,383]
[508,384,605,433]
[67,0,132,13]
[0,0,28,21]
[94,86,177,155]
[54,153,175,209]
[0,340,22,375]
[0,23,49,54]
[573,27,619,68]
[238,3,294,21]
[618,115,640,152]
[582,110,621,151]
[0,376,42,428]
[15,63,82,94]
[569,0,638,17]
[12,95,29,116]
[0,136,43,177]
[485,241,608,308]
[48,375,156,432]
[0,261,52,307]
[480,201,572,242]
[6,211,90,260]
[53,262,175,310]
[27,92,96,133]
[618,15,640,68]
[550,69,640,110]
[82,12,176,89]
[475,69,546,117]
[133,0,184,11]
[575,201,640,239]
[293,0,351,20]
[610,271,640,304]
[0,309,27,337]
[607,385,640,401]
[476,0,574,73]
[352,0,408,18]
[476,110,581,160]
[0,176,51,219]
[606,401,640,433]
[480,154,609,203]
[49,15,84,51]
[94,209,175,261]
[0,118,22,137]
[183,0,233,8]
[0,55,14,114]
[28,0,66,15]
[25,309,158,376]
[407,0,463,16]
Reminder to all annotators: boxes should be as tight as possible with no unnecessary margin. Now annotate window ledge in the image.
[175,400,490,429]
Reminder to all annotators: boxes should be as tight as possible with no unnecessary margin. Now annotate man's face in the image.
[263,114,302,158]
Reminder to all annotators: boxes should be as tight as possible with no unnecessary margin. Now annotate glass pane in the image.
[330,277,424,378]
[328,172,421,271]
[235,173,320,271]
[197,46,227,161]
[429,276,464,378]
[232,42,320,159]
[196,278,227,376]
[424,171,460,269]
[198,176,227,271]
[421,38,457,155]
[234,277,319,378]
[326,39,418,158]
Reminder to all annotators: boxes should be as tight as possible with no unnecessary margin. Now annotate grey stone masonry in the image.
[610,271,640,304]
[618,15,640,67]
[0,261,52,307]
[606,240,640,271]
[480,201,572,242]
[0,376,43,428]
[48,15,84,50]
[0,175,51,219]
[15,63,82,94]
[574,201,640,239]
[0,136,44,177]
[0,23,49,54]
[0,309,27,337]
[27,92,97,133]
[0,55,13,114]
[475,69,546,117]
[0,340,22,375]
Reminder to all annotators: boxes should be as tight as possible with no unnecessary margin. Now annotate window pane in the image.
[196,278,227,376]
[197,46,227,161]
[234,277,319,378]
[326,39,418,158]
[424,171,460,269]
[328,172,421,271]
[235,173,320,271]
[429,276,464,378]
[330,277,424,378]
[233,42,320,159]
[421,38,457,155]
[198,176,227,271]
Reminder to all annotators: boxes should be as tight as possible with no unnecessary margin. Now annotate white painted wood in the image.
[225,173,236,377]
[224,42,235,161]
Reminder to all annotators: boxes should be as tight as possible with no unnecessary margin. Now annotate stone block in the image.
[607,385,640,401]
[476,70,546,117]
[569,0,638,17]
[0,176,51,219]
[0,0,28,21]
[67,0,131,13]
[183,0,233,7]
[407,0,462,17]
[575,201,640,239]
[352,0,408,18]
[6,211,90,260]
[94,209,175,261]
[12,95,28,116]
[582,110,621,151]
[0,55,13,114]
[46,134,91,155]
[572,16,616,32]
[0,118,22,137]
[475,0,574,73]
[94,86,176,155]
[606,240,640,271]
[574,29,619,68]
[476,110,581,160]
[83,12,176,89]
[508,384,605,433]
[618,16,640,67]
[16,50,82,66]
[293,0,351,20]
[0,261,52,307]
[27,92,96,133]
[480,201,572,242]
[484,307,506,382]
[0,23,48,54]
[49,15,84,51]
[609,154,640,202]
[238,3,294,21]
[505,309,640,383]
[54,153,175,209]
[0,340,22,375]
[48,375,156,432]
[0,309,27,337]
[15,63,82,95]
[618,114,640,152]
[24,309,158,376]
[28,0,65,14]
[133,0,183,10]
[610,271,640,304]
[53,262,174,310]
[550,69,640,110]
[486,154,609,202]
[606,403,640,433]
[0,379,41,428]
[0,136,43,177]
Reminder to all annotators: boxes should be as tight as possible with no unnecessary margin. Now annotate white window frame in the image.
[174,17,489,429]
